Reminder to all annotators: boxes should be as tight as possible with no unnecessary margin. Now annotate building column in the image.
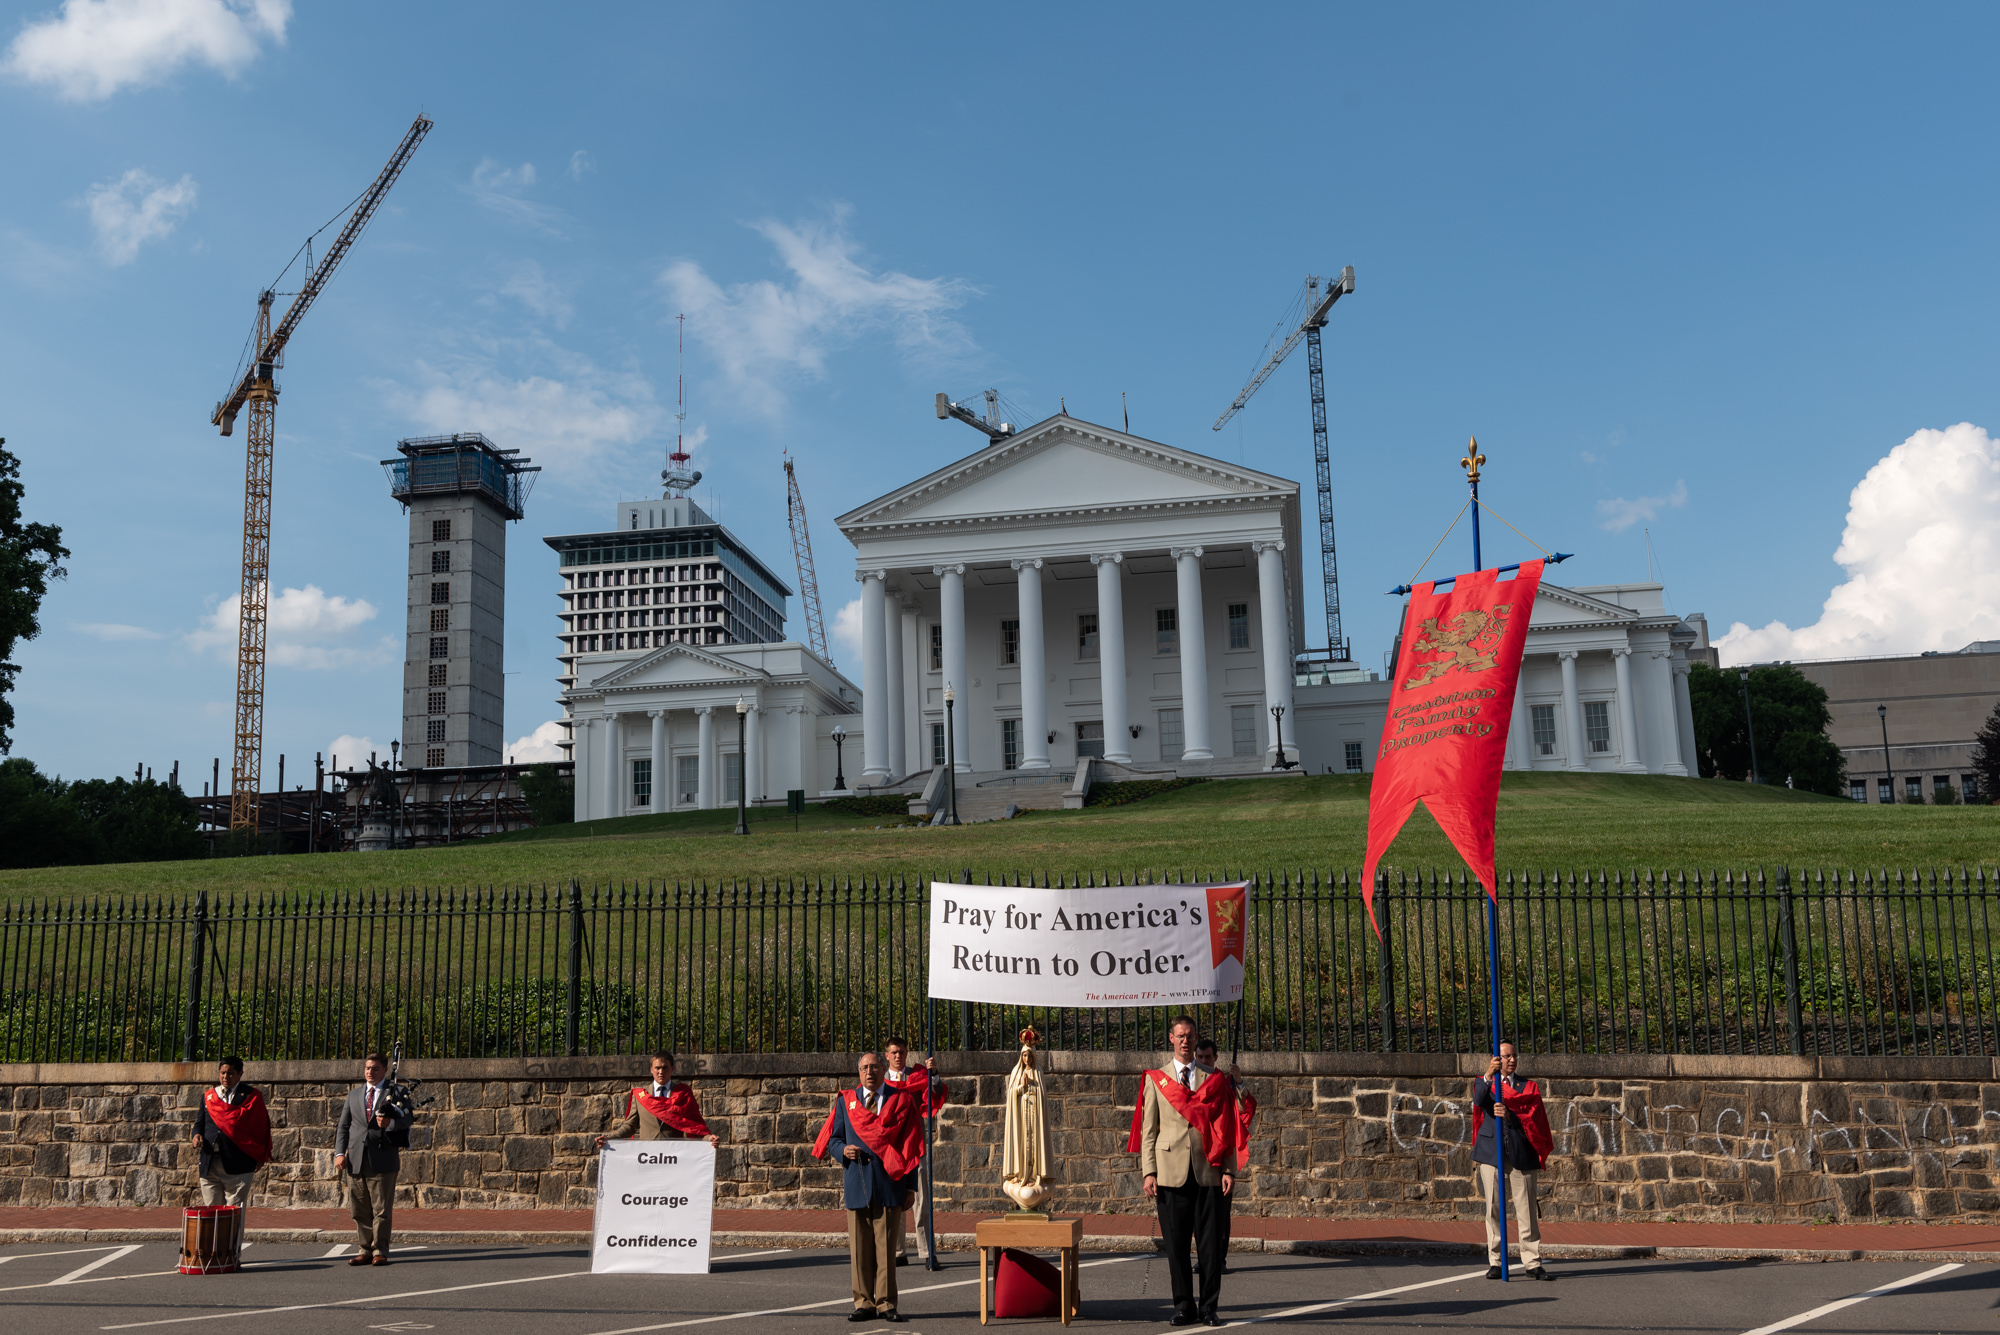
[648,710,666,808]
[697,706,716,809]
[1559,651,1587,772]
[884,594,906,781]
[1671,659,1697,778]
[745,701,763,803]
[899,604,923,776]
[1507,661,1530,770]
[603,711,622,816]
[1013,559,1049,769]
[858,569,889,782]
[936,564,970,772]
[1613,647,1646,773]
[1172,546,1212,760]
[1655,652,1688,776]
[1093,552,1130,763]
[571,714,593,821]
[1253,540,1294,761]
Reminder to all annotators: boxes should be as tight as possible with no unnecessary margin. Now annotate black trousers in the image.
[1156,1177,1226,1314]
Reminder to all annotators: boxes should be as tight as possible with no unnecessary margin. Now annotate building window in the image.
[427,690,446,714]
[428,663,446,687]
[1879,778,1894,803]
[1531,704,1556,756]
[429,608,449,632]
[1002,718,1021,770]
[431,550,450,573]
[1345,740,1364,773]
[426,719,445,743]
[432,519,451,542]
[724,752,742,804]
[1158,708,1183,761]
[677,755,699,805]
[426,747,444,768]
[632,758,652,808]
[1906,775,1923,801]
[1156,607,1178,656]
[1076,721,1105,759]
[1849,780,1867,802]
[1000,619,1019,666]
[1227,603,1250,650]
[430,581,450,605]
[932,722,946,767]
[429,635,448,659]
[1584,700,1611,753]
[1230,705,1258,757]
[1965,773,1983,804]
[1934,775,1954,803]
[1078,612,1099,661]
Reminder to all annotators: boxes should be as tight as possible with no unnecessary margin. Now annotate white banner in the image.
[591,1140,716,1274]
[927,882,1246,1008]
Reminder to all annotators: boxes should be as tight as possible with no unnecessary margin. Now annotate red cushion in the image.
[994,1247,1063,1319]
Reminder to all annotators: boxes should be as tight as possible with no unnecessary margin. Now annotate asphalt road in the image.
[0,1242,1992,1334]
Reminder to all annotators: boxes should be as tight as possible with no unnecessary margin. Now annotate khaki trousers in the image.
[348,1171,397,1256]
[847,1205,900,1312]
[1477,1164,1541,1268]
[894,1160,931,1259]
[199,1168,254,1208]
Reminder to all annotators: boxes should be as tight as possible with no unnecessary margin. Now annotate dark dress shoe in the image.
[881,1312,906,1324]
[371,1255,389,1266]
[1171,1313,1197,1327]
[1486,1265,1502,1279]
[846,1311,874,1323]
[1206,1314,1226,1327]
[1524,1266,1554,1281]
[346,1254,371,1266]
[895,1254,907,1267]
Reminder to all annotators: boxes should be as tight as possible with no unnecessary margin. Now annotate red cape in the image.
[887,1066,950,1117]
[1125,1069,1241,1170]
[1470,1077,1554,1169]
[204,1086,272,1164]
[813,1084,924,1179]
[628,1083,711,1138]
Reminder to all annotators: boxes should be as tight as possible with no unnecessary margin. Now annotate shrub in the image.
[1085,777,1207,807]
[823,794,914,818]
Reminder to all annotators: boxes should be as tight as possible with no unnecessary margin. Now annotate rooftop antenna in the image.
[662,312,701,497]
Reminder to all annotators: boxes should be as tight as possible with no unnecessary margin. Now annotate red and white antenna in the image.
[661,312,700,497]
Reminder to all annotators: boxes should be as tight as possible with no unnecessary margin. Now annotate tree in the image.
[519,762,575,826]
[0,437,70,754]
[1972,698,2000,806]
[1688,662,1847,796]
[0,760,205,868]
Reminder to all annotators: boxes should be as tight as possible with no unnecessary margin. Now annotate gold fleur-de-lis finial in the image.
[1460,436,1486,485]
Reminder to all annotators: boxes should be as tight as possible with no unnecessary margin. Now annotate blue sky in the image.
[6,2,2000,783]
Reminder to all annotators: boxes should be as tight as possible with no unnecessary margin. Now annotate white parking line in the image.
[99,1269,594,1329]
[0,1245,140,1266]
[1200,1267,1493,1328]
[54,1246,144,1285]
[321,1245,350,1259]
[712,1249,792,1262]
[1740,1262,1964,1335]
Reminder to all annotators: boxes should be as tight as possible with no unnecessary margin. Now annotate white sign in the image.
[927,882,1246,1008]
[591,1140,716,1274]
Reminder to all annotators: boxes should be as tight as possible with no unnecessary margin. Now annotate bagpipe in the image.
[378,1040,436,1148]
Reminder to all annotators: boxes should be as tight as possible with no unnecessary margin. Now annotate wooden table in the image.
[976,1216,1082,1325]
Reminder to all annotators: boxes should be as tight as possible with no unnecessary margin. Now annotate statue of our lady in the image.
[1001,1026,1054,1215]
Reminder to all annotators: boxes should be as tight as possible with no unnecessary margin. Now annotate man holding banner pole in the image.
[883,1037,948,1266]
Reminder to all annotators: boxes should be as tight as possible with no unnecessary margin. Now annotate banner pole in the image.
[1465,435,1506,1281]
[924,994,940,1270]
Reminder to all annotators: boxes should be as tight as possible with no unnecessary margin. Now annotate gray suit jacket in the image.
[334,1084,412,1177]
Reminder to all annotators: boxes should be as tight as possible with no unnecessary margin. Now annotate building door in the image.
[1076,721,1105,759]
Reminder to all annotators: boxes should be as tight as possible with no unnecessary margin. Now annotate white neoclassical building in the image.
[835,413,1306,780]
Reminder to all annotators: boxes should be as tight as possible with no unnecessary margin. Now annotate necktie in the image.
[1181,1066,1193,1093]
[867,1089,878,1114]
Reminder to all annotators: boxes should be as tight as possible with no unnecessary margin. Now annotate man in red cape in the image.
[1193,1037,1254,1261]
[883,1036,948,1265]
[1471,1042,1555,1281]
[1132,1016,1238,1326]
[814,1052,923,1323]
[190,1056,270,1207]
[597,1050,719,1147]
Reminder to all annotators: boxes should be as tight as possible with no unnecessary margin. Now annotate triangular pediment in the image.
[1528,584,1642,628]
[582,643,772,693]
[837,416,1296,532]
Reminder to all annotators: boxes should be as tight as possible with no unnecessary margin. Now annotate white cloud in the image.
[186,583,394,670]
[568,150,594,181]
[4,0,289,101]
[326,734,383,769]
[467,158,562,233]
[1716,422,2000,664]
[506,719,569,764]
[494,259,572,327]
[830,596,863,666]
[74,621,163,640]
[1597,479,1687,533]
[662,207,975,407]
[85,168,196,265]
[385,348,657,473]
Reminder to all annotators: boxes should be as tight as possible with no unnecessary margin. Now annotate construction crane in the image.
[211,115,432,832]
[935,389,1015,440]
[783,455,830,663]
[1214,266,1356,662]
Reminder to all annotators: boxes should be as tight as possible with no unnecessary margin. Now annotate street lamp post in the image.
[1737,666,1763,786]
[831,725,848,792]
[942,685,960,826]
[1270,703,1296,770]
[1878,703,1895,804]
[733,698,750,836]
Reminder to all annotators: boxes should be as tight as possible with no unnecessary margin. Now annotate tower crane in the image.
[783,455,830,664]
[1214,266,1355,663]
[211,115,432,833]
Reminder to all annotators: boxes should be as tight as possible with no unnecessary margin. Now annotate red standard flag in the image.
[1362,559,1545,929]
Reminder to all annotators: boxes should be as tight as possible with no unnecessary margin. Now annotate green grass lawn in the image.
[1,772,1994,903]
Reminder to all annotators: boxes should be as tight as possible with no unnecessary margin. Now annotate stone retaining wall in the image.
[2,1053,1996,1224]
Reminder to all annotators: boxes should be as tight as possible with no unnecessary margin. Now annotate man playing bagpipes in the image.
[814,1052,924,1323]
[1129,1016,1242,1328]
[882,1035,949,1266]
[190,1056,271,1207]
[597,1050,720,1147]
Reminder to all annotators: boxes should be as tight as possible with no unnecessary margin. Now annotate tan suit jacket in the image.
[1140,1063,1223,1189]
[609,1083,697,1140]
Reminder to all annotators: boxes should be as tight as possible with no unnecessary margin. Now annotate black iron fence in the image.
[2,867,1996,1064]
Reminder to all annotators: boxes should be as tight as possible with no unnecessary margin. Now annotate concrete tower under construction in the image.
[383,433,539,768]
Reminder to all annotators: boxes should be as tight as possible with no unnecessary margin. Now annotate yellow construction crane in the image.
[211,115,432,833]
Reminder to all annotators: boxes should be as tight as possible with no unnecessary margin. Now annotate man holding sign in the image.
[814,1052,922,1323]
[1135,1016,1238,1327]
[597,1051,719,1148]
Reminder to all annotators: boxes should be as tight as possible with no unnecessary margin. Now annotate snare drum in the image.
[179,1205,243,1275]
